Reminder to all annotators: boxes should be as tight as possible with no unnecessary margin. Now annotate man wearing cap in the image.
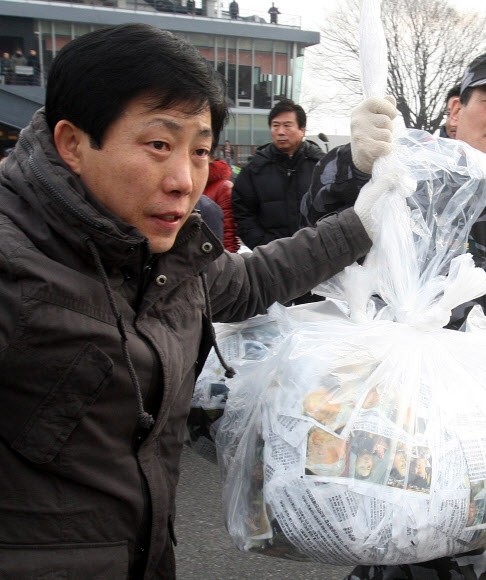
[451,54,486,152]
[445,57,486,304]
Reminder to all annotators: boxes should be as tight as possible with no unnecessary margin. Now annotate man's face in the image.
[451,86,486,153]
[445,95,459,138]
[70,96,213,253]
[270,111,305,156]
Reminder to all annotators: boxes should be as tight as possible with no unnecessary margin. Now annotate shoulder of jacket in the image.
[245,144,275,173]
[313,143,352,169]
[303,140,326,161]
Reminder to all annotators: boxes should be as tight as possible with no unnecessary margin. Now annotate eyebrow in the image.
[147,118,212,139]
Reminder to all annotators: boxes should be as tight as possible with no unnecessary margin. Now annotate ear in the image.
[449,96,461,128]
[53,120,84,175]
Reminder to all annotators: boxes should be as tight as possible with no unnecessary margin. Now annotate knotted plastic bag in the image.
[215,0,486,565]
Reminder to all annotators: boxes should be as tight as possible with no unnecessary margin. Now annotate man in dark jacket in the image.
[0,23,389,580]
[232,98,325,250]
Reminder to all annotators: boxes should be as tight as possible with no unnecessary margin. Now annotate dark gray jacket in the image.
[0,110,370,579]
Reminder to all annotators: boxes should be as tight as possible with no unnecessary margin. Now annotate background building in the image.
[0,0,320,161]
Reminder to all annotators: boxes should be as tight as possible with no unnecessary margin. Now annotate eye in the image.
[195,148,210,158]
[151,141,168,151]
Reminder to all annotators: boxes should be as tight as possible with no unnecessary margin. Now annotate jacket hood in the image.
[0,109,148,267]
[207,159,232,184]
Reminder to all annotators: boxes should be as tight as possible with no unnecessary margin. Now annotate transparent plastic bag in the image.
[187,302,293,461]
[215,0,486,565]
[188,300,348,461]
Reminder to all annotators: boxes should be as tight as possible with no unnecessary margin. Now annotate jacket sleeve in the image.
[207,207,372,323]
[300,143,371,227]
[232,166,275,249]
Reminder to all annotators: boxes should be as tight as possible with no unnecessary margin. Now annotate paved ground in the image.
[175,445,355,580]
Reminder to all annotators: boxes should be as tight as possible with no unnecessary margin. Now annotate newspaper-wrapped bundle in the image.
[215,0,486,559]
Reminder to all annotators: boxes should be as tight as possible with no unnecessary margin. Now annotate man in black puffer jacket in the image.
[232,99,324,250]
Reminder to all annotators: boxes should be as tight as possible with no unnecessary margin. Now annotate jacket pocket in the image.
[11,342,113,464]
[0,541,128,579]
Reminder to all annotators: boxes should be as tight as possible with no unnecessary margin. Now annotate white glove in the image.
[351,96,398,174]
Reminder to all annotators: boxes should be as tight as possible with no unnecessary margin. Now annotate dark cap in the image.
[461,53,486,95]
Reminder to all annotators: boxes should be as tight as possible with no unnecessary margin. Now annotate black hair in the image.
[446,84,461,102]
[268,98,306,128]
[45,23,228,149]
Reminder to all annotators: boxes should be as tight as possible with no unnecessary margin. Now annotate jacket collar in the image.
[249,140,322,173]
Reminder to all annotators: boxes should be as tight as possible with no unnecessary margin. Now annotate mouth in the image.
[150,211,185,230]
[154,209,185,221]
[158,214,180,222]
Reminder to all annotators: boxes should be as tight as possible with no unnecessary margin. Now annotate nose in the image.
[162,151,194,196]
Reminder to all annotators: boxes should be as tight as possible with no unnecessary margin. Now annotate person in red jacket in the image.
[204,156,240,252]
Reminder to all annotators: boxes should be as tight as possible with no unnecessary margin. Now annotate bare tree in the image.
[302,0,486,133]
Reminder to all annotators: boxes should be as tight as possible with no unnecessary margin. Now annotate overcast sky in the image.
[236,0,486,135]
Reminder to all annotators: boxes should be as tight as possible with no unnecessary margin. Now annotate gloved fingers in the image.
[350,96,398,174]
[354,123,394,143]
[353,132,393,156]
[370,113,394,131]
[384,94,397,108]
[368,138,393,158]
[351,110,395,134]
[356,173,401,207]
[358,96,398,120]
